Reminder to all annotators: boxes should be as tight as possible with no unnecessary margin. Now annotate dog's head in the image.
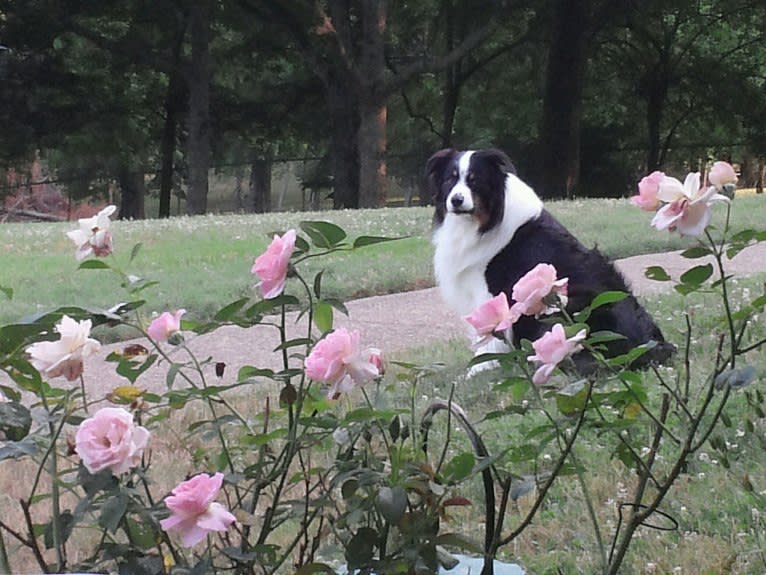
[426,148,516,233]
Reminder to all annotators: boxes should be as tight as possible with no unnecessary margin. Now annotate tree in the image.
[185,0,212,215]
[537,0,592,199]
[242,0,501,208]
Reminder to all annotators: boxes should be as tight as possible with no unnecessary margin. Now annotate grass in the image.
[2,195,766,330]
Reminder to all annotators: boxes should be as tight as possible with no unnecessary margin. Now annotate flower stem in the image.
[0,528,11,574]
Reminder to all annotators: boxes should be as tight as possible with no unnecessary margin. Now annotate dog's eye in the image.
[467,173,476,183]
[450,170,458,179]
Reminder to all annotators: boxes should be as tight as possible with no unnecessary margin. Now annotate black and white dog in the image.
[427,148,674,373]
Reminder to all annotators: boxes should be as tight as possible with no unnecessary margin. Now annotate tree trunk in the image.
[159,69,182,219]
[185,0,211,215]
[440,0,462,148]
[357,0,388,208]
[117,167,145,220]
[358,99,387,208]
[327,75,360,209]
[538,0,591,199]
[644,70,669,172]
[249,153,272,213]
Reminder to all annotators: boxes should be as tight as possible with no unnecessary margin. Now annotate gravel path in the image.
[5,243,766,397]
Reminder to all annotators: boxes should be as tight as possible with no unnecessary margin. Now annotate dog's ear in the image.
[425,148,456,189]
[476,148,516,175]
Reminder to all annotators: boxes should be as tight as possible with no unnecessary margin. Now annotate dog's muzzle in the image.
[447,186,474,214]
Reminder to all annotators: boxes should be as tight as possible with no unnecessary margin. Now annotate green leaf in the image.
[680,263,714,286]
[313,270,324,299]
[106,352,158,385]
[645,266,671,281]
[99,493,129,533]
[44,511,74,549]
[680,246,712,258]
[495,377,530,401]
[273,337,312,351]
[375,485,408,524]
[295,563,336,575]
[586,330,627,346]
[129,242,143,263]
[345,527,378,569]
[353,235,401,249]
[214,298,250,321]
[294,234,311,254]
[78,259,111,270]
[0,285,12,299]
[323,297,349,317]
[237,366,277,381]
[221,546,259,562]
[0,437,38,461]
[556,380,589,416]
[0,401,32,441]
[589,291,629,310]
[715,365,758,391]
[443,452,475,484]
[434,533,483,555]
[313,302,333,334]
[125,517,156,550]
[246,294,300,317]
[300,221,347,249]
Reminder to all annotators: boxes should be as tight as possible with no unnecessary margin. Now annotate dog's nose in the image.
[450,193,464,208]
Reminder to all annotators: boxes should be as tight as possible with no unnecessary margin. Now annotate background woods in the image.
[1,0,766,218]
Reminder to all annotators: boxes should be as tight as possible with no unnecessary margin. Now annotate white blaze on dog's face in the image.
[445,151,476,215]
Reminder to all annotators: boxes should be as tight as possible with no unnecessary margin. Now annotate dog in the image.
[427,147,674,374]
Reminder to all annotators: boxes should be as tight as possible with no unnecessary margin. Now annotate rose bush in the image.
[0,170,764,574]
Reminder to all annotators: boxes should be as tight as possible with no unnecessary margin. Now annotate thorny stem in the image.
[434,384,456,475]
[651,364,693,421]
[682,313,692,403]
[28,388,70,572]
[738,335,766,355]
[78,373,89,414]
[20,499,49,572]
[616,376,680,444]
[498,379,594,547]
[571,448,607,571]
[606,356,727,574]
[705,226,737,368]
[0,523,13,573]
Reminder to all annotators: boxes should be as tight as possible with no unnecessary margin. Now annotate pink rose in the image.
[66,205,116,261]
[527,324,587,386]
[251,229,297,299]
[651,172,729,237]
[75,407,150,475]
[304,328,381,399]
[510,263,568,318]
[631,171,664,211]
[464,293,516,348]
[147,309,186,342]
[160,472,236,547]
[26,315,101,381]
[707,161,737,189]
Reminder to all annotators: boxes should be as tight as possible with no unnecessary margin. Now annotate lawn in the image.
[2,195,765,328]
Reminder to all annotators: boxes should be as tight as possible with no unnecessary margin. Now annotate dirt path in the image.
[5,243,766,397]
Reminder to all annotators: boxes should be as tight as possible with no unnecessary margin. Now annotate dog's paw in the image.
[466,359,501,378]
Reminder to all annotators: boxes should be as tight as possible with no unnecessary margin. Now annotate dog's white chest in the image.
[433,216,494,316]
